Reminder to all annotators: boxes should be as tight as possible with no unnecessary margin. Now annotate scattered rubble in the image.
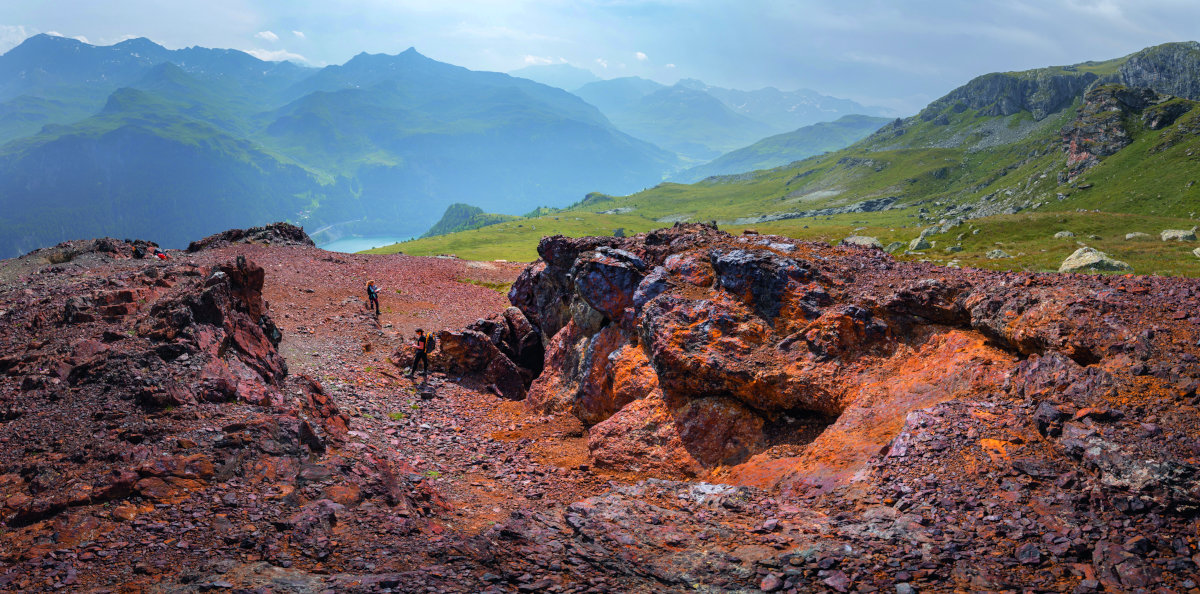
[2,222,1199,592]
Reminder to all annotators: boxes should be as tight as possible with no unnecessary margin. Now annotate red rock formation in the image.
[507,223,1200,505]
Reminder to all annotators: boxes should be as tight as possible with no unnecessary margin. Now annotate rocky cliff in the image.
[922,69,1098,121]
[1116,41,1200,101]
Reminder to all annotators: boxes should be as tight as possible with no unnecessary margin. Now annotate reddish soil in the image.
[1,224,1199,593]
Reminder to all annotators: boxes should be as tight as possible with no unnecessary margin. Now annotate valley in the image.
[380,43,1200,278]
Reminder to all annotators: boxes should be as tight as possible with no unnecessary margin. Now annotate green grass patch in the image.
[457,278,513,293]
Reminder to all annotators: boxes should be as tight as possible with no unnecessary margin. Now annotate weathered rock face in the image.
[0,254,354,539]
[506,223,1200,503]
[1061,84,1167,178]
[1117,41,1200,102]
[919,69,1098,121]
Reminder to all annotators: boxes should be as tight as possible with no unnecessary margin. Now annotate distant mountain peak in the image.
[113,37,164,51]
[6,32,84,55]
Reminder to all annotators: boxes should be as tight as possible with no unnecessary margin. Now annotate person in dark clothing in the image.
[409,329,432,378]
[366,280,380,316]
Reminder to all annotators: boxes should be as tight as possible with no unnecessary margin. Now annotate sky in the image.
[3,0,1200,114]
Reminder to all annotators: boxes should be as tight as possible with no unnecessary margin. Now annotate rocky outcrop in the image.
[1061,85,1166,178]
[920,69,1098,121]
[187,222,315,252]
[1116,41,1200,101]
[503,224,1200,503]
[0,253,354,535]
[424,306,544,400]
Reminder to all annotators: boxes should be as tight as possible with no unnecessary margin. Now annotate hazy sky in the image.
[3,0,1200,113]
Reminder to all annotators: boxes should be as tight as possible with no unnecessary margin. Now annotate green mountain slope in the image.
[0,88,348,257]
[259,50,676,238]
[382,42,1200,277]
[420,203,520,238]
[672,115,890,183]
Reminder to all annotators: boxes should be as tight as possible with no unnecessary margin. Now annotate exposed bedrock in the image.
[499,223,1200,497]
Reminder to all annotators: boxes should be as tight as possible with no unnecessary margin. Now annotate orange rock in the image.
[323,483,364,506]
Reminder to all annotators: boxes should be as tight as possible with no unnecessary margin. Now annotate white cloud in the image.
[595,58,608,69]
[665,63,676,68]
[635,51,647,61]
[73,35,90,44]
[0,25,35,53]
[292,30,306,39]
[45,30,62,37]
[246,48,308,63]
[523,55,554,65]
[255,30,279,42]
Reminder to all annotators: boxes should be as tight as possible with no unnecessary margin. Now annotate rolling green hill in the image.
[376,42,1200,277]
[420,203,521,238]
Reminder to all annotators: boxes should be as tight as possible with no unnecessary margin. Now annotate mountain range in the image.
[0,34,888,258]
[382,42,1200,277]
[571,75,892,162]
[0,35,680,257]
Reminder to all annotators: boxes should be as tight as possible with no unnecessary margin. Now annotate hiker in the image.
[366,280,380,316]
[409,329,433,378]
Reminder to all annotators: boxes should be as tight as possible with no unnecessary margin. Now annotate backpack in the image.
[367,284,378,299]
[423,334,436,353]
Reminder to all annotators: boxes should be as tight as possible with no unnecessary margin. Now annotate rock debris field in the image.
[0,222,1199,593]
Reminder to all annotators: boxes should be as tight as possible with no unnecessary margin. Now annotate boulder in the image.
[1053,231,1075,238]
[1058,247,1132,273]
[908,237,932,251]
[840,236,882,249]
[1161,226,1197,241]
[1125,232,1152,240]
[884,241,905,253]
[986,249,1012,259]
[1194,247,1200,259]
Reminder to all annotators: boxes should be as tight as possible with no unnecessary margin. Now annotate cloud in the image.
[246,48,308,63]
[665,63,676,68]
[0,25,34,54]
[255,30,279,42]
[292,30,306,39]
[42,30,89,44]
[595,58,608,69]
[635,51,647,61]
[522,55,567,66]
